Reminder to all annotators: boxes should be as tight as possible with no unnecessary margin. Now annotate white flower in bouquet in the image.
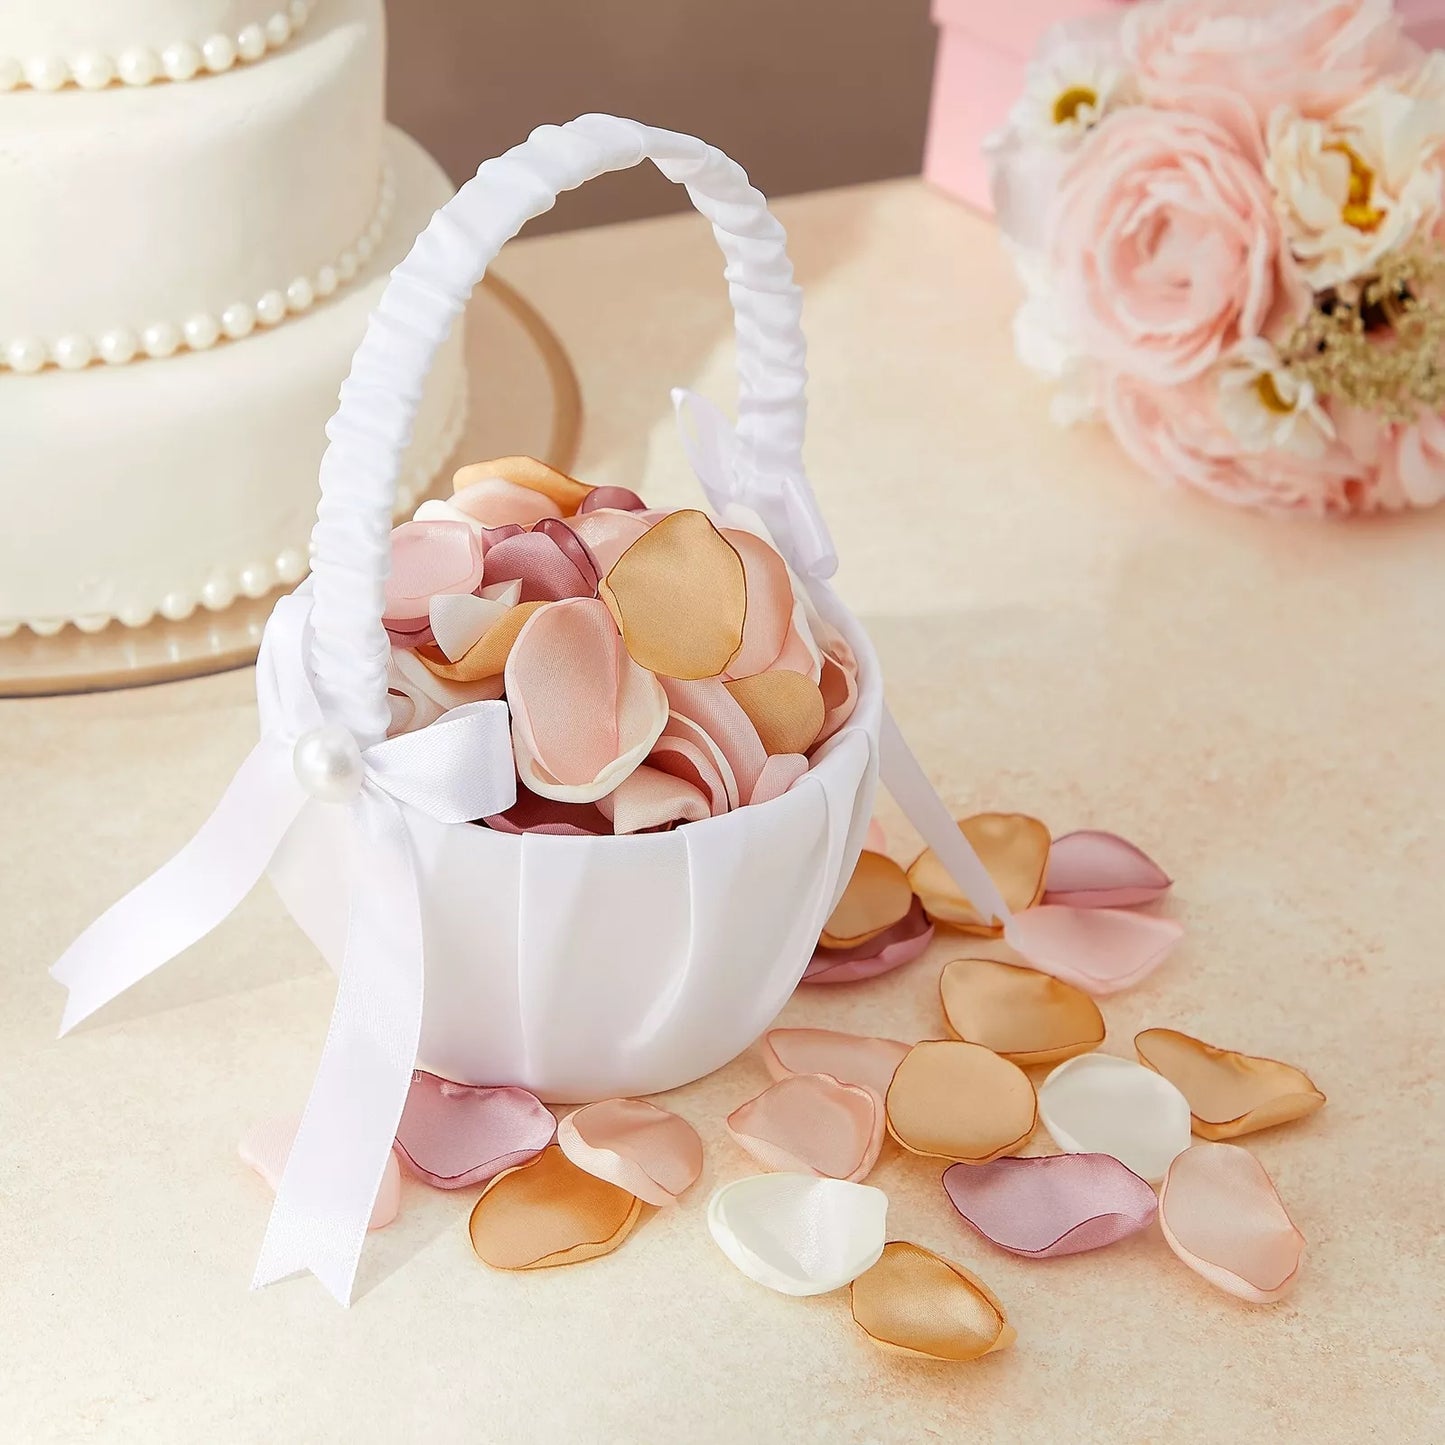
[1013,45,1136,147]
[1215,339,1335,459]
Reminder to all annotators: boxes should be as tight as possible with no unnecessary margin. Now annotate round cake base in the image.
[0,273,580,696]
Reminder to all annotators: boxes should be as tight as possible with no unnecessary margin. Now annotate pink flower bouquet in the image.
[988,0,1445,514]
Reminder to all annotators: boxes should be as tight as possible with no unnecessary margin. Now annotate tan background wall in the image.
[386,0,938,233]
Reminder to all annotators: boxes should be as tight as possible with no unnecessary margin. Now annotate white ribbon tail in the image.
[50,736,306,1035]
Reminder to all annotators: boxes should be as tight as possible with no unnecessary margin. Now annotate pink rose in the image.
[1052,107,1303,386]
[1123,0,1413,121]
[1334,405,1445,510]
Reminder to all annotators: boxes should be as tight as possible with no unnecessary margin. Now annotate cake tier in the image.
[0,128,465,635]
[0,1,314,91]
[0,0,384,366]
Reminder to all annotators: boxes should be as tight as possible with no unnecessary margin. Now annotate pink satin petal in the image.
[556,1099,703,1206]
[749,753,808,806]
[532,517,600,592]
[481,531,596,603]
[383,520,484,625]
[599,764,712,834]
[801,898,935,985]
[240,1114,400,1230]
[577,485,647,514]
[393,1071,556,1189]
[813,621,860,744]
[565,508,653,576]
[942,1154,1157,1259]
[451,477,564,528]
[771,598,823,684]
[482,782,612,835]
[478,523,527,552]
[1005,905,1184,996]
[864,818,887,853]
[760,1028,909,1101]
[721,527,795,678]
[1159,1143,1305,1303]
[648,713,738,813]
[1044,830,1173,908]
[727,1074,884,1183]
[662,677,767,803]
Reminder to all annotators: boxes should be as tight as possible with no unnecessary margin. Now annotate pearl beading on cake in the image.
[1,163,394,375]
[0,381,469,638]
[0,2,313,93]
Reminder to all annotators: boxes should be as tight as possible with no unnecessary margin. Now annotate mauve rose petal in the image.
[393,1071,556,1189]
[384,520,484,625]
[577,485,647,514]
[482,531,595,603]
[1044,829,1173,908]
[532,517,600,592]
[801,898,935,985]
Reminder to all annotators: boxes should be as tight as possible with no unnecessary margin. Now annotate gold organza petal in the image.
[1135,1028,1326,1140]
[417,601,548,683]
[850,1241,1015,1361]
[727,1074,883,1182]
[908,813,1051,934]
[599,510,747,679]
[885,1040,1038,1162]
[452,455,593,516]
[819,850,915,949]
[467,1146,643,1270]
[723,671,826,756]
[940,957,1105,1066]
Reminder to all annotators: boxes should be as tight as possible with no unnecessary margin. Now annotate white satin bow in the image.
[50,591,516,1304]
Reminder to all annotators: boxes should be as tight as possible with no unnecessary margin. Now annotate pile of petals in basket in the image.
[380,455,857,835]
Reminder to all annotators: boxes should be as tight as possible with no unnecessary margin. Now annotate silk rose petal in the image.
[760,1028,910,1102]
[724,671,825,756]
[506,598,668,803]
[1159,1143,1306,1304]
[418,601,547,685]
[850,1242,1014,1362]
[556,1099,703,1206]
[721,528,796,677]
[1039,1054,1192,1182]
[749,753,808,806]
[468,1146,642,1270]
[577,484,647,514]
[483,783,612,836]
[383,520,484,629]
[886,1041,1038,1163]
[820,850,915,948]
[429,592,513,663]
[802,899,934,984]
[647,714,736,815]
[940,957,1105,1066]
[393,1072,556,1189]
[451,477,564,529]
[813,620,859,743]
[388,646,505,738]
[943,1154,1157,1259]
[1044,830,1173,908]
[565,508,653,577]
[727,1074,884,1183]
[662,678,767,804]
[240,1115,400,1231]
[1005,905,1184,996]
[706,1174,888,1296]
[453,455,593,516]
[1135,1028,1326,1140]
[481,530,597,603]
[598,764,711,834]
[909,813,1051,934]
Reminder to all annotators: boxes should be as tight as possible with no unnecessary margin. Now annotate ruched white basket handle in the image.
[310,114,818,746]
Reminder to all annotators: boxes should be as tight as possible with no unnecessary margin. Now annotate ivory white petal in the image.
[430,592,512,663]
[413,497,485,532]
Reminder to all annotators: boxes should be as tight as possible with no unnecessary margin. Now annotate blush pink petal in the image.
[393,1072,556,1189]
[942,1154,1157,1259]
[760,1028,910,1102]
[864,818,887,853]
[727,1073,884,1183]
[482,782,612,836]
[451,477,564,529]
[1005,905,1184,996]
[750,753,809,806]
[814,623,860,743]
[1044,830,1173,908]
[599,764,712,834]
[772,599,824,683]
[564,508,653,576]
[721,528,796,678]
[556,1098,703,1205]
[383,520,484,627]
[801,898,935,985]
[240,1114,400,1230]
[577,485,647,514]
[662,677,767,803]
[646,714,737,814]
[480,531,596,603]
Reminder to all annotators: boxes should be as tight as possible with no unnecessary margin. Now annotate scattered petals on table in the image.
[885,1040,1037,1163]
[452,454,593,517]
[727,1074,883,1182]
[1043,829,1173,908]
[393,1072,556,1189]
[942,1154,1157,1258]
[939,956,1105,1066]
[849,1241,1014,1361]
[1038,1054,1192,1182]
[760,1027,910,1101]
[239,1114,400,1231]
[801,898,934,984]
[1005,905,1184,995]
[1135,1028,1326,1140]
[468,1146,643,1270]
[819,850,915,949]
[908,813,1051,934]
[1158,1143,1305,1303]
[556,1098,703,1206]
[706,1174,888,1296]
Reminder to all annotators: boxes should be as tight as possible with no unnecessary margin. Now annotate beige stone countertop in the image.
[3,180,1442,1444]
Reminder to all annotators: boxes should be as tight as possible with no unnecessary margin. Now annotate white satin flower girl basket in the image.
[52,115,1013,1304]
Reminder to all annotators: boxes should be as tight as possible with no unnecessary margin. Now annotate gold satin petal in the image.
[723,671,826,756]
[819,850,915,949]
[453,455,593,516]
[885,1040,1038,1162]
[418,601,548,683]
[1135,1028,1326,1140]
[599,510,747,680]
[467,1146,643,1270]
[940,957,1105,1066]
[908,813,1051,935]
[850,1241,1015,1362]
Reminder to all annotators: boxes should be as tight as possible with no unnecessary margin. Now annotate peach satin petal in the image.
[760,1028,910,1102]
[821,850,914,949]
[240,1115,400,1231]
[1135,1028,1326,1139]
[393,1072,556,1188]
[480,530,596,603]
[885,1041,1038,1163]
[1044,829,1173,908]
[556,1099,703,1206]
[720,528,795,677]
[383,519,484,627]
[801,898,934,984]
[1005,906,1185,996]
[943,1154,1157,1258]
[661,678,766,803]
[908,813,1051,934]
[450,477,564,529]
[939,957,1105,1066]
[600,509,748,679]
[599,764,711,834]
[749,753,808,806]
[468,1146,643,1271]
[417,601,547,684]
[850,1242,1014,1362]
[1159,1143,1305,1303]
[453,454,593,516]
[724,671,825,756]
[565,508,653,577]
[727,1074,883,1182]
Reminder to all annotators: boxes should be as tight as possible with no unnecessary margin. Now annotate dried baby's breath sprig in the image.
[1282,248,1445,424]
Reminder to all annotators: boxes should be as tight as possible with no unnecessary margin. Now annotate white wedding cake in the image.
[0,0,466,636]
